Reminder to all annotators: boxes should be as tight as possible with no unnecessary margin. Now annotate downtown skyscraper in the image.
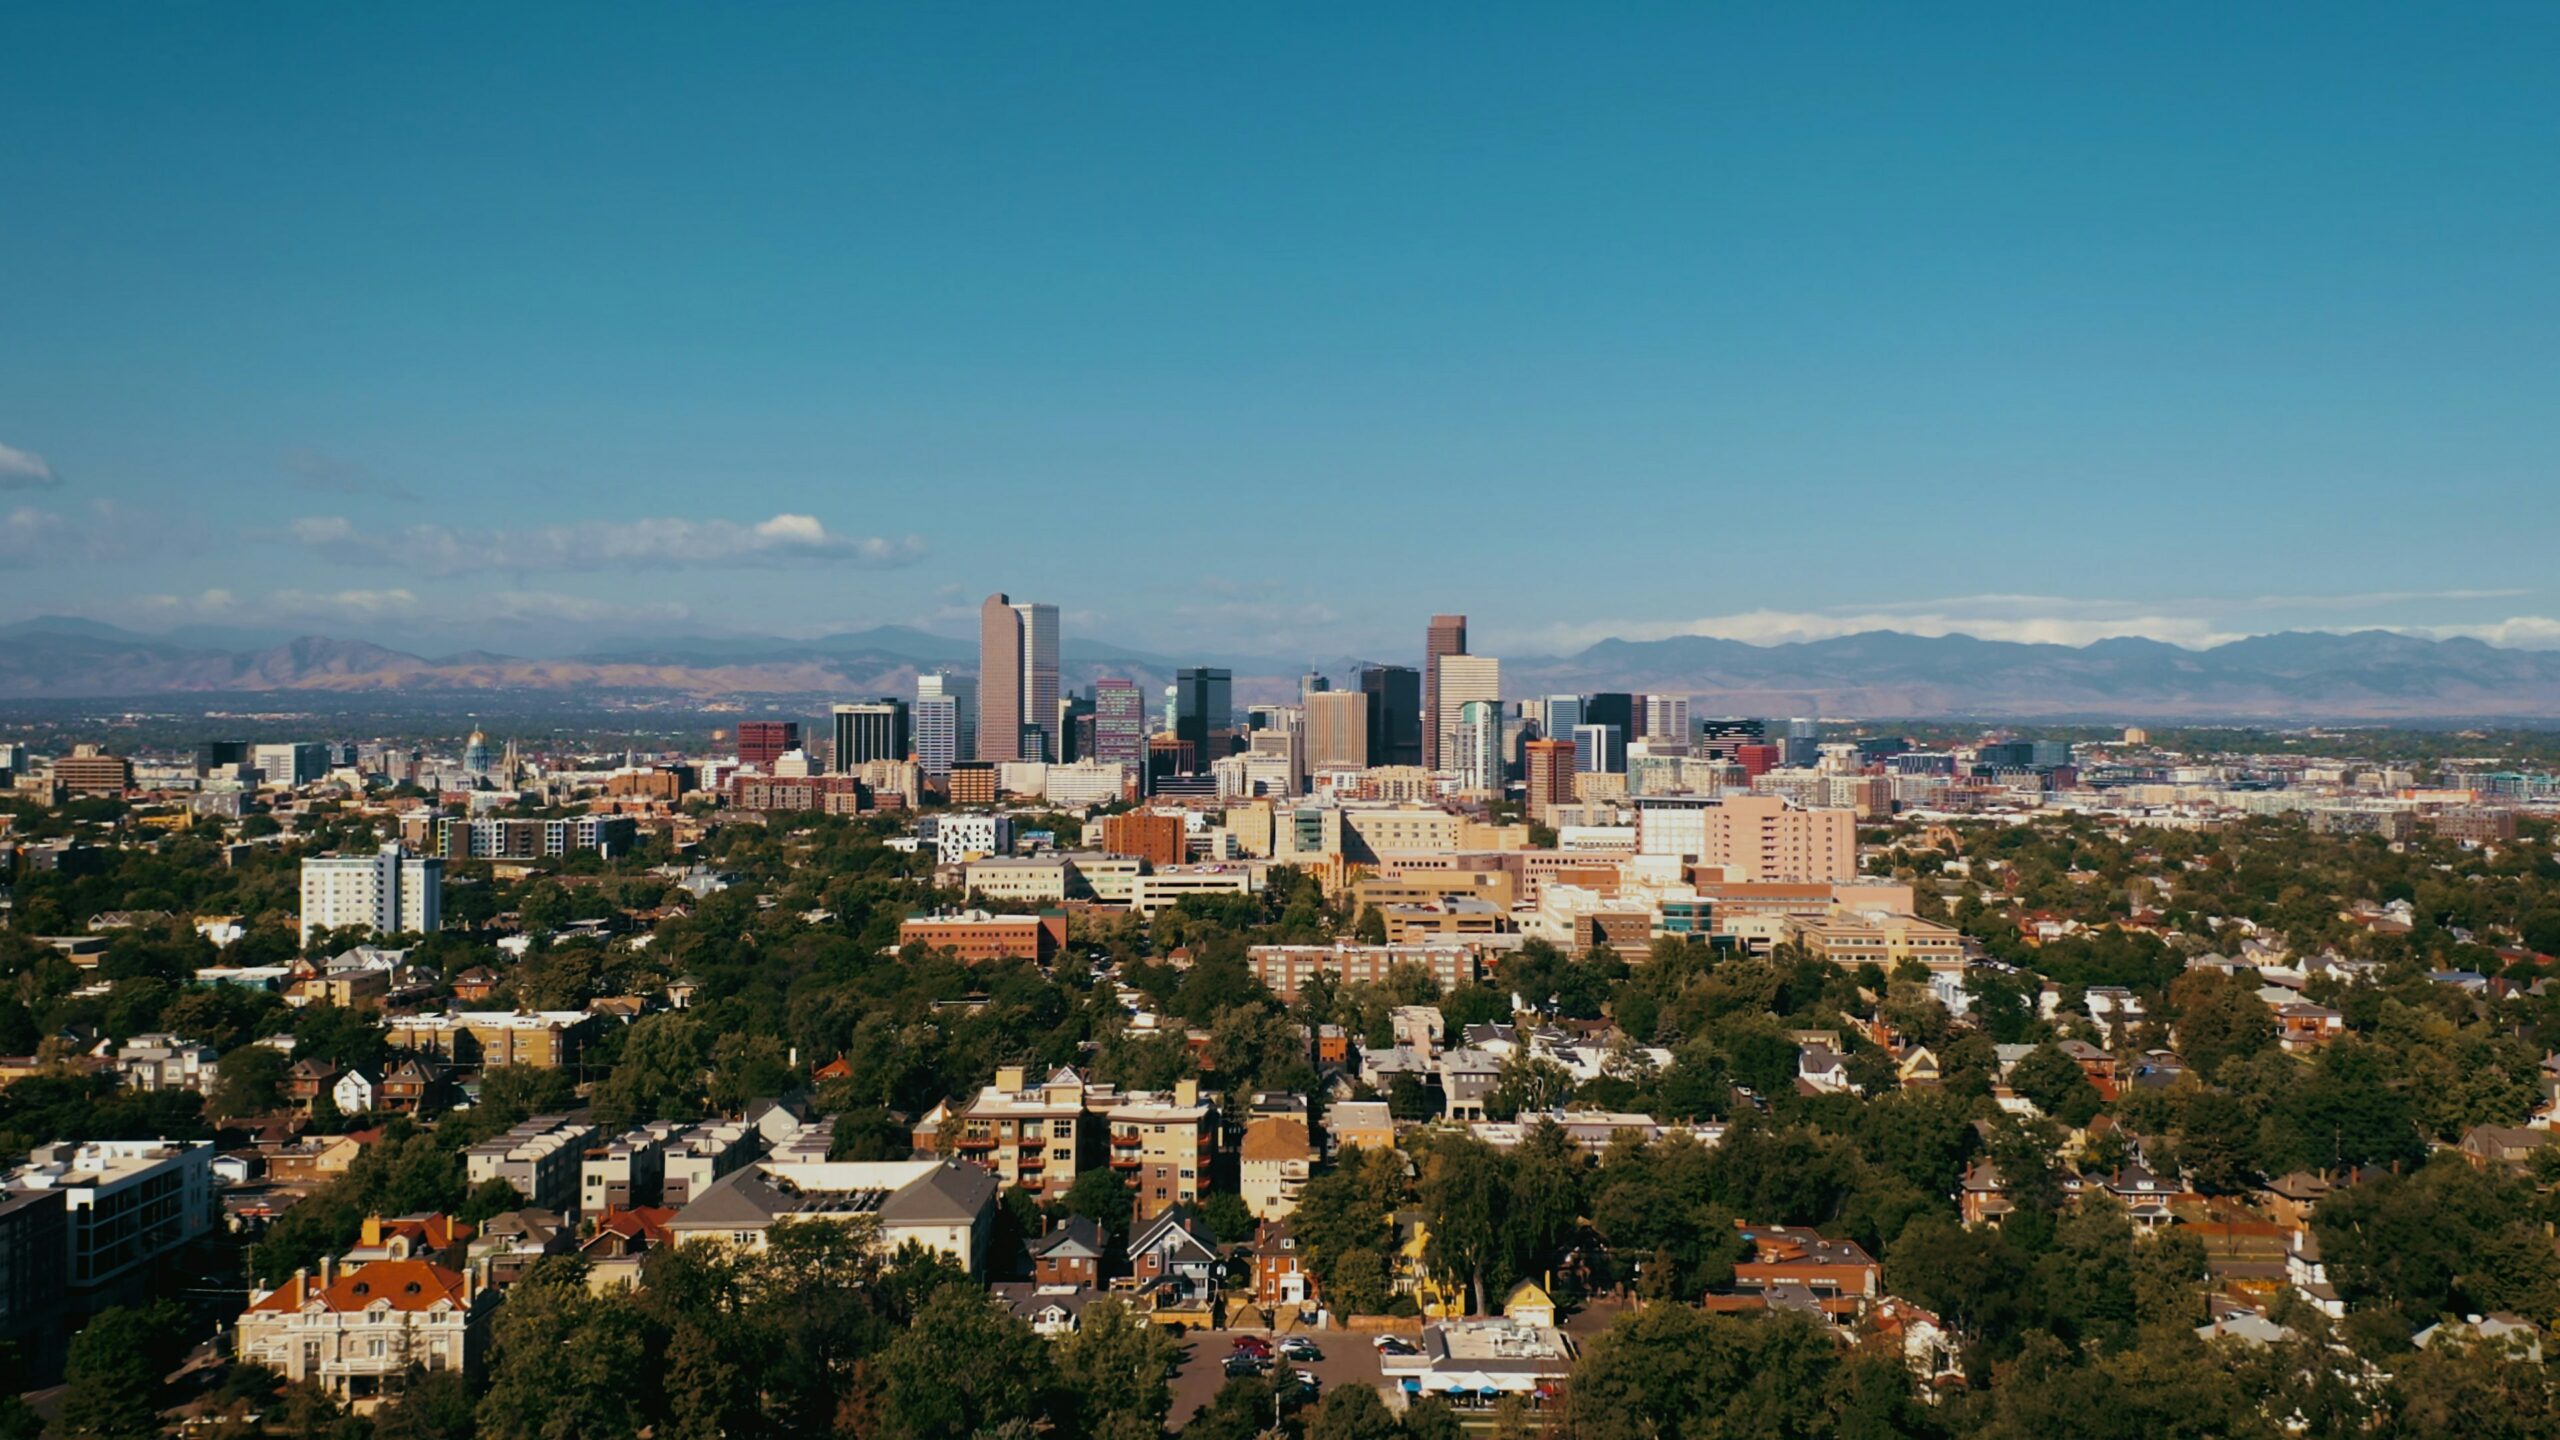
[977,593,1061,762]
[1422,614,1467,770]
[1357,663,1421,768]
[1091,678,1147,766]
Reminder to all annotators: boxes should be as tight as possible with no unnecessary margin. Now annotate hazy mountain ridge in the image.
[3,617,2559,718]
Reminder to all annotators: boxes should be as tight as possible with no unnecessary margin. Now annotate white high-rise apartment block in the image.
[1013,603,1060,762]
[299,842,442,945]
[913,696,960,777]
[1453,700,1503,794]
[1433,655,1500,774]
[917,672,976,768]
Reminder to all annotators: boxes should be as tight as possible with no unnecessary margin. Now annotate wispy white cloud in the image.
[0,507,77,566]
[280,448,419,502]
[281,512,927,575]
[0,443,59,490]
[2386,616,2560,650]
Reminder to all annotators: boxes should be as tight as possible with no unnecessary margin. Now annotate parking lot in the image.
[1166,1328,1396,1425]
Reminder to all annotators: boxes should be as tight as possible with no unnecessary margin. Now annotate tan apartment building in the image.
[1353,869,1517,914]
[1784,912,1966,969]
[1635,793,1856,882]
[386,1011,592,1070]
[1108,1080,1216,1222]
[1246,941,1485,1001]
[949,1065,1095,1198]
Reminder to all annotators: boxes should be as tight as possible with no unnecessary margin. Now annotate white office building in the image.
[935,814,1014,864]
[1433,655,1500,775]
[254,742,331,788]
[299,842,443,945]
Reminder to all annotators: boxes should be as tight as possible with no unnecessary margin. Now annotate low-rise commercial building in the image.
[898,909,1067,963]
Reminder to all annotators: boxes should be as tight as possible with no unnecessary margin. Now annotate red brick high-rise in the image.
[1422,614,1467,771]
[1525,738,1578,817]
[736,721,799,772]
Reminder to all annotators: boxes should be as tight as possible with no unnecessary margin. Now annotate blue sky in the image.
[3,4,2556,660]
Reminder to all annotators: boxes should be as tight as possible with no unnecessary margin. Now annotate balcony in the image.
[1111,1131,1144,1148]
[952,1132,999,1151]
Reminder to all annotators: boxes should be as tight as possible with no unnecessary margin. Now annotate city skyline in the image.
[5,6,2560,659]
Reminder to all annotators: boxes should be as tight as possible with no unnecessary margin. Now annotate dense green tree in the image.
[873,1285,1053,1439]
[476,1259,658,1440]
[1052,1297,1181,1439]
[60,1304,186,1440]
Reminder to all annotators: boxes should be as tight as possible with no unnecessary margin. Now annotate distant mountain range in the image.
[3,615,2558,719]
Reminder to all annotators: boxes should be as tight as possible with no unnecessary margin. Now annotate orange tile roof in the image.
[248,1259,470,1314]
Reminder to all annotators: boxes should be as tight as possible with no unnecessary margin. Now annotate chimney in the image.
[293,1265,309,1301]
[1175,1078,1199,1108]
[317,1255,335,1287]
[997,1065,1026,1093]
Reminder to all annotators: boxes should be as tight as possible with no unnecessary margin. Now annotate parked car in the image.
[1279,1337,1322,1361]
[1222,1353,1269,1379]
[1231,1336,1273,1357]
[1372,1335,1418,1355]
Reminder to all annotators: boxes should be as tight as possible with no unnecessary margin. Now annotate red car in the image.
[1230,1336,1273,1357]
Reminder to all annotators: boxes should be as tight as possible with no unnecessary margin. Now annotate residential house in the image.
[1796,1044,1856,1096]
[470,1209,572,1286]
[1503,1277,1558,1328]
[332,1069,379,1117]
[1029,1216,1107,1288]
[107,1034,219,1096]
[1707,1225,1883,1325]
[1436,1050,1504,1120]
[1127,1205,1220,1293]
[1957,1161,2014,1228]
[285,1059,341,1113]
[1251,1220,1317,1313]
[2459,1124,2558,1172]
[579,1206,677,1292]
[343,1213,472,1266]
[376,1059,453,1116]
[235,1257,495,1409]
[1239,1117,1315,1220]
[1326,1101,1396,1155]
[1867,1297,1963,1389]
[2288,1229,2344,1318]
[2276,1003,2346,1053]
